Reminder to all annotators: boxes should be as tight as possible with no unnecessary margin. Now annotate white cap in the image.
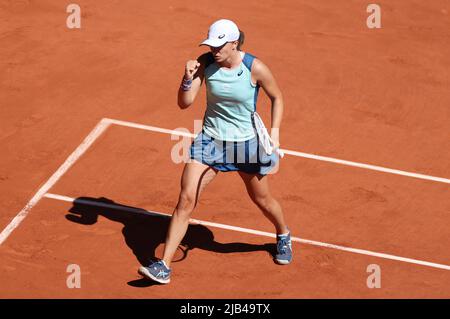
[200,19,240,47]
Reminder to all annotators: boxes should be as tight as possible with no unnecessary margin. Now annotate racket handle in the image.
[276,148,285,158]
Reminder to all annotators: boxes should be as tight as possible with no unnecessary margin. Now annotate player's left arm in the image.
[252,59,284,148]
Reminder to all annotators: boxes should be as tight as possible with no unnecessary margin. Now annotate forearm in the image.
[270,96,284,145]
[178,59,201,108]
[178,89,192,108]
[177,76,194,108]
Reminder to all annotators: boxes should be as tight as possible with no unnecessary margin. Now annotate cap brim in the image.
[199,38,227,47]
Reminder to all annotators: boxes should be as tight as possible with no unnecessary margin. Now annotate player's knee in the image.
[176,192,196,215]
[253,194,272,211]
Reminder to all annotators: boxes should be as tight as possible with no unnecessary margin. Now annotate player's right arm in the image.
[177,54,207,109]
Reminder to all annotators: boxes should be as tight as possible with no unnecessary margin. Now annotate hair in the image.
[237,30,245,50]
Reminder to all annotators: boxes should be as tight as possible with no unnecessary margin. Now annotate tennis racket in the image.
[253,112,284,158]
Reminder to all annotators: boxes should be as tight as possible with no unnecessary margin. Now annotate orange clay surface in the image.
[0,0,449,298]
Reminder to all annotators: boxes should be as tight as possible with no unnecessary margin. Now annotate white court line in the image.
[103,118,450,184]
[282,149,450,184]
[44,192,450,271]
[105,118,196,138]
[0,119,111,246]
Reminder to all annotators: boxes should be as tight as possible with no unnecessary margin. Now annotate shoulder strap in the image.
[242,53,257,71]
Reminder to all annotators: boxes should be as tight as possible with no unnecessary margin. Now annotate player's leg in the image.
[238,172,288,234]
[139,160,217,283]
[238,171,292,265]
[162,160,218,267]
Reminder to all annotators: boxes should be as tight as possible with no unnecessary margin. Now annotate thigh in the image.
[180,159,218,205]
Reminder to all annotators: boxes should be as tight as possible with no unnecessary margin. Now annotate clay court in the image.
[0,0,449,298]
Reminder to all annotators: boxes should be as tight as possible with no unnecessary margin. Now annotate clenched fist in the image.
[185,60,200,80]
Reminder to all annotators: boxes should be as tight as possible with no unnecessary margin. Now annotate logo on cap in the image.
[218,34,225,39]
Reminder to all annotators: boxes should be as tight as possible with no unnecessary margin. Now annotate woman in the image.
[138,19,292,284]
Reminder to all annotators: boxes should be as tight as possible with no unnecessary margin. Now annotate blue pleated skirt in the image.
[189,130,279,175]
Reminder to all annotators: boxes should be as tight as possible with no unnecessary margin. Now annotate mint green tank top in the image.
[202,51,260,141]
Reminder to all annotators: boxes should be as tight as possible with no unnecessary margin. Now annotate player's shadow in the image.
[65,197,276,287]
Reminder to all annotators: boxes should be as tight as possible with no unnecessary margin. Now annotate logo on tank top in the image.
[237,70,243,76]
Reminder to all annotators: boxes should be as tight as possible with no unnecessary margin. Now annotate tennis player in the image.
[138,19,292,284]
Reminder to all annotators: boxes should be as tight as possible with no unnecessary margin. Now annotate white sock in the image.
[277,231,289,237]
